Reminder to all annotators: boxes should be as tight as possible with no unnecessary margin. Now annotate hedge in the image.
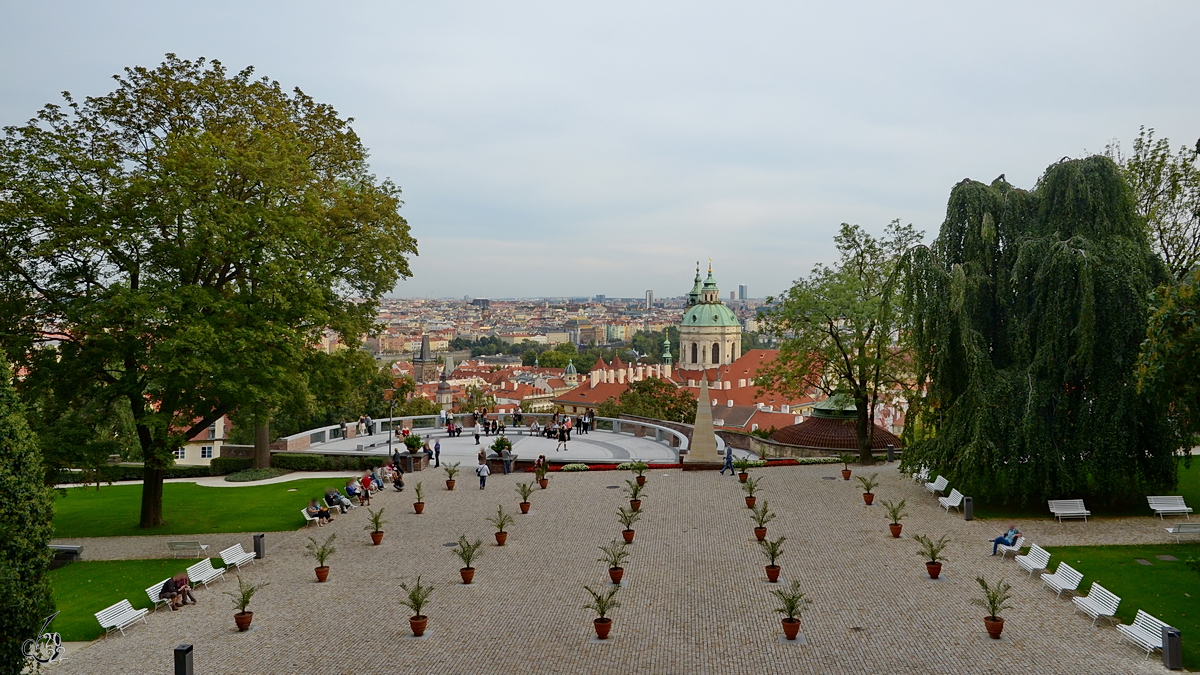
[209,457,252,475]
[271,453,327,471]
[272,453,386,472]
[53,464,212,484]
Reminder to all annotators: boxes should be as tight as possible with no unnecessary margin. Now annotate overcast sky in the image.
[3,2,1198,300]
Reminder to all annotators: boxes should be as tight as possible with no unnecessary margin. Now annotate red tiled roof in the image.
[552,381,629,406]
[769,417,901,450]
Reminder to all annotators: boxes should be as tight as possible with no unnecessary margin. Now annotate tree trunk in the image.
[254,415,271,469]
[139,464,165,528]
[856,396,874,465]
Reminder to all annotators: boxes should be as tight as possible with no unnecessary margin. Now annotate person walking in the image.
[564,416,573,441]
[474,421,482,445]
[501,447,513,475]
[365,414,374,436]
[719,445,735,475]
[476,460,491,490]
[556,424,568,452]
[340,420,348,439]
[434,440,441,467]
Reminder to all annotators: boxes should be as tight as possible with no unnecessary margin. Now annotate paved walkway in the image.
[49,464,1168,674]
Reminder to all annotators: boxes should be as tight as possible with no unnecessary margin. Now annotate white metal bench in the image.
[220,544,256,570]
[1147,496,1192,519]
[939,488,964,513]
[146,578,172,612]
[1048,499,1091,523]
[911,467,929,484]
[1164,522,1200,542]
[186,558,226,589]
[1116,609,1169,658]
[924,475,948,495]
[167,541,209,558]
[94,599,148,637]
[1041,561,1083,598]
[301,508,320,527]
[997,536,1025,559]
[1015,544,1051,577]
[1072,582,1121,625]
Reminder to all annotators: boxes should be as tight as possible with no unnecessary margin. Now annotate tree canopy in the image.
[597,377,696,424]
[757,220,920,463]
[902,156,1175,505]
[1137,267,1200,445]
[0,55,416,526]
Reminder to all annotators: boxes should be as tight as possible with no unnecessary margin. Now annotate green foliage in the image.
[1138,268,1200,445]
[619,461,649,475]
[444,462,461,481]
[454,386,496,414]
[490,437,513,453]
[0,358,55,672]
[210,457,253,475]
[596,378,697,424]
[972,576,1013,621]
[395,396,441,418]
[881,498,908,525]
[741,476,762,497]
[561,463,589,472]
[403,434,424,451]
[413,482,425,503]
[759,536,786,566]
[305,533,337,567]
[597,540,630,569]
[769,579,811,621]
[398,576,433,617]
[749,426,776,439]
[453,535,483,568]
[223,575,269,614]
[271,453,329,472]
[365,508,387,533]
[515,481,535,502]
[902,157,1176,506]
[854,472,880,495]
[224,468,290,483]
[486,505,513,533]
[838,453,855,470]
[751,502,776,528]
[617,506,641,530]
[582,585,621,620]
[52,464,213,484]
[914,534,950,564]
[758,220,921,463]
[1106,127,1200,278]
[623,479,644,500]
[0,55,416,527]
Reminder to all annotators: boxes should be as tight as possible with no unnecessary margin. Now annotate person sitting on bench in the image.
[990,523,1021,555]
[325,489,350,513]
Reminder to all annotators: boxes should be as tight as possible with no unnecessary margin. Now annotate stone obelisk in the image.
[684,378,722,469]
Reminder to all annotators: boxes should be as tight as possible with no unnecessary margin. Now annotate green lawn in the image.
[1043,544,1200,668]
[53,476,360,538]
[973,461,1200,519]
[48,558,226,641]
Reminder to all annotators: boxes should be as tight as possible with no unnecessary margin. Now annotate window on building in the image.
[691,343,698,363]
[201,446,213,459]
[173,447,185,460]
[711,343,720,363]
[207,424,216,440]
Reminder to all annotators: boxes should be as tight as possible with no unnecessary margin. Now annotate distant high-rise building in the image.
[730,291,736,300]
[645,290,654,309]
[738,284,748,300]
[594,294,606,303]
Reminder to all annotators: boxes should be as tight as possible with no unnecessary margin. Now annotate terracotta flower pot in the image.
[519,501,530,514]
[409,615,428,637]
[926,562,942,579]
[745,496,757,508]
[370,531,384,545]
[413,501,425,514]
[636,475,646,486]
[983,616,1005,639]
[841,469,852,480]
[781,618,801,641]
[460,567,475,584]
[234,611,253,632]
[863,493,874,505]
[609,566,624,584]
[622,529,635,544]
[629,499,641,512]
[754,526,767,542]
[315,566,330,583]
[889,523,903,538]
[445,479,456,491]
[538,478,549,489]
[765,565,780,583]
[495,532,508,546]
[738,472,748,483]
[594,617,612,640]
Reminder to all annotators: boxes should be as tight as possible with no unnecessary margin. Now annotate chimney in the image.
[727,399,734,407]
[724,381,731,390]
[617,369,626,384]
[664,363,671,378]
[781,405,790,413]
[591,370,600,388]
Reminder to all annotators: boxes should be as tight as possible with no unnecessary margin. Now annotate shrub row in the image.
[54,464,212,484]
[271,453,386,472]
[209,457,253,475]
[224,467,291,482]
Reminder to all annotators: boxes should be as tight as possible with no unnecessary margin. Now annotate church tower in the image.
[678,261,742,368]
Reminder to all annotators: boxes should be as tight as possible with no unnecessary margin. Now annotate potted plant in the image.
[223,575,269,632]
[491,436,513,453]
[598,539,630,585]
[403,433,423,454]
[770,579,811,641]
[365,507,388,545]
[535,462,550,489]
[972,576,1014,639]
[398,576,433,637]
[583,585,621,640]
[914,533,950,579]
[487,505,514,546]
[624,480,644,511]
[732,458,752,483]
[413,481,426,514]
[453,534,483,584]
[444,462,461,490]
[629,461,649,486]
[855,472,880,505]
[759,536,786,583]
[305,533,336,583]
[750,501,776,541]
[881,498,907,538]
[516,481,535,514]
[838,452,854,480]
[742,476,761,508]
[617,506,641,544]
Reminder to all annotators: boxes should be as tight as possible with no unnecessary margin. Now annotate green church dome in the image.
[682,302,741,328]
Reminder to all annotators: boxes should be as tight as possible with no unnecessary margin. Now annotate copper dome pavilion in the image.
[769,395,901,450]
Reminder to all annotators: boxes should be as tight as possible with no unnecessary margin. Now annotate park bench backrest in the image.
[1133,609,1168,637]
[187,558,219,582]
[1048,499,1087,513]
[168,541,201,550]
[1169,523,1200,533]
[1027,544,1050,566]
[1051,562,1083,589]
[944,489,963,505]
[1086,583,1121,615]
[928,476,948,491]
[1148,496,1188,507]
[95,600,136,627]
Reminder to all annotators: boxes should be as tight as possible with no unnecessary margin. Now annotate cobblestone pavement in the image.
[51,464,1170,674]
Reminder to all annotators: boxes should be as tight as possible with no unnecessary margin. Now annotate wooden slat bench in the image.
[1072,582,1121,626]
[1164,522,1200,543]
[186,558,225,589]
[94,599,148,637]
[1041,561,1084,598]
[1116,609,1169,658]
[1147,496,1192,519]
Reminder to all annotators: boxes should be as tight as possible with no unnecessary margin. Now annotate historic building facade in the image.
[678,263,742,368]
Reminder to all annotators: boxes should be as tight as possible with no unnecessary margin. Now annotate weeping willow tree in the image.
[902,156,1176,505]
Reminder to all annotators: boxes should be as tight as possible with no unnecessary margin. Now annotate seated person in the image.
[325,489,350,513]
[160,576,182,610]
[174,574,196,605]
[990,523,1021,555]
[316,499,334,524]
[393,468,405,491]
[370,469,383,491]
[345,481,362,503]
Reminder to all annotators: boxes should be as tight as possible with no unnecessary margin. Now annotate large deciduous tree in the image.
[757,220,920,463]
[903,157,1175,505]
[1137,268,1200,444]
[597,377,697,424]
[0,55,416,527]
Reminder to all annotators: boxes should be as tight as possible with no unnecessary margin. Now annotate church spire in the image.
[688,261,703,307]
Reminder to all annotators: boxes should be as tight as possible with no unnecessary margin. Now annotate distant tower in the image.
[662,336,673,366]
[564,359,578,386]
[436,362,453,411]
[413,335,439,383]
[645,290,654,309]
[738,284,748,300]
